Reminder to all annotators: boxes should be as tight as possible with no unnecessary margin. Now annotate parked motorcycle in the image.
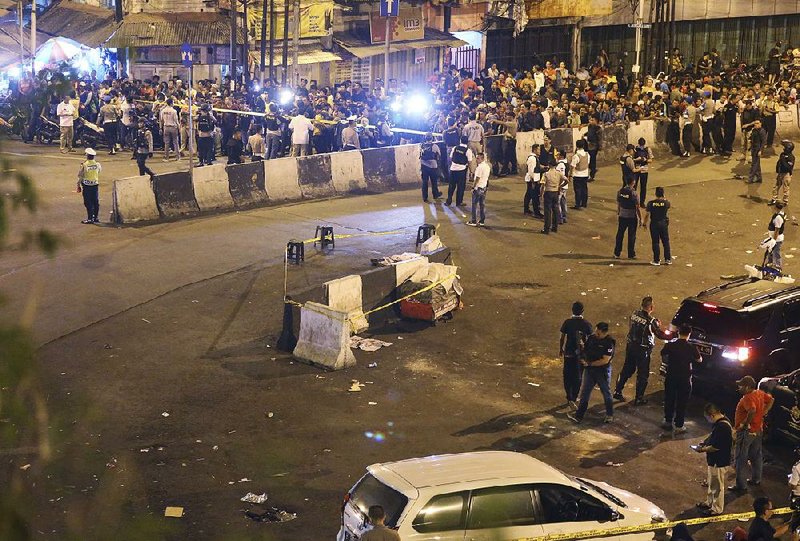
[35,114,61,144]
[74,117,105,149]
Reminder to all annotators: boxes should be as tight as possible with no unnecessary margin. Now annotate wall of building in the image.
[124,0,216,13]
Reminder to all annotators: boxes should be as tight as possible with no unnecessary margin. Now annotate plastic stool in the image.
[314,226,335,249]
[286,239,304,263]
[416,224,436,246]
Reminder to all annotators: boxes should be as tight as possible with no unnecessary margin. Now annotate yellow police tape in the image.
[515,507,793,541]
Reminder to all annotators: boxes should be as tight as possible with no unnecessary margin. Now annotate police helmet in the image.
[782,140,795,153]
[85,147,97,157]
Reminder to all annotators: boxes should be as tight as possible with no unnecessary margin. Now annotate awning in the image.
[334,27,466,59]
[0,20,50,68]
[248,46,341,66]
[36,0,117,49]
[105,12,246,48]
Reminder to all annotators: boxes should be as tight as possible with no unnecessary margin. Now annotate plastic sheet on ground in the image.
[241,492,268,504]
[420,234,443,255]
[245,507,297,523]
[349,336,393,352]
[371,252,423,266]
[397,263,462,304]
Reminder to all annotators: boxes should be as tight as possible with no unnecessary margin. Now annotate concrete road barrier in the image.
[226,161,269,208]
[264,157,302,201]
[392,255,429,287]
[192,163,234,211]
[325,274,368,333]
[627,120,656,146]
[292,302,356,370]
[395,144,422,185]
[330,150,367,193]
[361,147,397,190]
[112,175,159,223]
[153,171,199,218]
[297,154,336,198]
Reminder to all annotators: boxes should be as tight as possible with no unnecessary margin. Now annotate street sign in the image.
[628,22,652,29]
[181,43,193,68]
[379,0,398,18]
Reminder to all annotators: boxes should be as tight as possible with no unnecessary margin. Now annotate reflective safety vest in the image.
[81,160,100,186]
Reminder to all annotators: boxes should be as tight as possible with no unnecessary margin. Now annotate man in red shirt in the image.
[730,376,773,493]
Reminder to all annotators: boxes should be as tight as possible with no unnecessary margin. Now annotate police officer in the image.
[420,133,442,203]
[559,301,593,409]
[614,296,670,405]
[133,118,155,180]
[633,137,654,204]
[568,322,616,424]
[749,119,767,184]
[643,186,672,266]
[197,103,217,166]
[620,144,640,188]
[661,323,701,433]
[524,144,543,216]
[771,140,795,207]
[584,115,602,181]
[767,201,787,269]
[446,136,473,207]
[76,148,101,224]
[614,175,641,259]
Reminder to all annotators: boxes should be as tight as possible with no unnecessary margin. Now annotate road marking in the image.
[0,151,85,161]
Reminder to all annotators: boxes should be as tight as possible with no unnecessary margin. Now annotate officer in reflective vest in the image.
[76,147,102,224]
[614,296,670,404]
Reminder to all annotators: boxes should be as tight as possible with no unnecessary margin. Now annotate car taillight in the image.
[702,302,720,313]
[737,346,750,361]
[722,345,751,362]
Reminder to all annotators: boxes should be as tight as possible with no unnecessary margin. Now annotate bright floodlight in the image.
[390,98,402,112]
[406,93,430,114]
[279,89,294,105]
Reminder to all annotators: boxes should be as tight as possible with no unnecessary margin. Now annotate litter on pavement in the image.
[245,508,297,523]
[241,492,268,504]
[348,380,365,392]
[349,336,393,352]
[164,506,184,518]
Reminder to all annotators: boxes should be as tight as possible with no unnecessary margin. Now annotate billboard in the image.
[221,0,334,38]
[527,0,613,19]
[369,7,425,44]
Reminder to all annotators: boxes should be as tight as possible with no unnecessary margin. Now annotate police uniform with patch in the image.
[646,196,671,264]
[77,148,102,224]
[614,300,667,404]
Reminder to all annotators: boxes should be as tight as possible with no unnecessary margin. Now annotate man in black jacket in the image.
[694,402,732,516]
[661,324,701,432]
[585,115,602,181]
[770,140,795,206]
[749,120,768,184]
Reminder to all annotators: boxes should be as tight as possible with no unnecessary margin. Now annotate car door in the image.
[778,301,800,371]
[532,484,641,541]
[405,491,468,541]
[462,485,543,541]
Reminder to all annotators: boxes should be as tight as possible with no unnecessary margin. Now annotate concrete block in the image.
[293,301,356,370]
[627,120,656,146]
[331,150,367,193]
[297,154,335,198]
[153,171,199,217]
[392,255,429,287]
[394,144,422,185]
[545,127,574,156]
[264,157,302,201]
[325,274,368,334]
[112,175,159,223]
[361,147,397,189]
[192,163,234,211]
[227,162,268,207]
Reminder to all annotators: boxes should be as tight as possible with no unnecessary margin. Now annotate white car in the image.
[336,451,666,541]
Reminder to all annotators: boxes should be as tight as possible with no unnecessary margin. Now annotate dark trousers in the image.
[198,136,214,165]
[636,172,648,204]
[532,183,543,216]
[501,138,517,174]
[614,216,638,258]
[103,122,117,150]
[543,191,560,232]
[749,150,762,183]
[136,152,154,177]
[681,125,695,154]
[722,123,736,153]
[421,165,441,201]
[650,220,671,263]
[524,181,536,213]
[702,120,714,151]
[588,149,598,179]
[615,344,652,400]
[446,168,467,206]
[563,357,583,402]
[573,177,589,208]
[664,377,691,427]
[669,137,683,156]
[81,183,99,221]
[764,115,777,146]
[575,364,614,419]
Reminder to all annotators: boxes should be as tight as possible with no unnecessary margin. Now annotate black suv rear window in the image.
[350,474,408,528]
[673,301,771,341]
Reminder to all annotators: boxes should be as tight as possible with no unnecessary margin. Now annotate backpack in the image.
[198,114,213,133]
[452,145,469,166]
[421,143,437,161]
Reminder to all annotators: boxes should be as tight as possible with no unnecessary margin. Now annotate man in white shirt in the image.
[288,112,314,156]
[56,95,75,153]
[159,98,180,161]
[571,139,591,208]
[767,201,786,269]
[524,144,541,215]
[467,153,491,226]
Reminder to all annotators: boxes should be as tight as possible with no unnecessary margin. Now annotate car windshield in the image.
[673,301,771,341]
[568,476,627,508]
[349,474,409,529]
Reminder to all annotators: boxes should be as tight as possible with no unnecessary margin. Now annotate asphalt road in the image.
[1,139,795,540]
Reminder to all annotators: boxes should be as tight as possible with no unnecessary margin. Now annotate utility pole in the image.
[291,0,299,86]
[230,1,237,82]
[260,0,267,82]
[30,0,35,77]
[281,0,288,85]
[632,0,643,81]
[114,0,125,76]
[384,2,392,85]
[17,0,23,71]
[268,0,275,80]
[243,0,250,86]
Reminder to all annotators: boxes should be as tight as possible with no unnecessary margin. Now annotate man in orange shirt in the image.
[730,376,773,493]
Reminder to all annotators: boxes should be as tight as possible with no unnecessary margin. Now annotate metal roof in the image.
[36,0,117,48]
[334,27,466,59]
[105,12,246,48]
[248,46,341,66]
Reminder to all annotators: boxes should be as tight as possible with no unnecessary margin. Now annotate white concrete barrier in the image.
[112,175,159,223]
[395,144,422,185]
[264,157,302,201]
[392,255,429,287]
[627,120,656,146]
[191,163,234,211]
[325,275,368,334]
[331,150,367,193]
[516,130,545,173]
[777,103,800,141]
[292,301,356,370]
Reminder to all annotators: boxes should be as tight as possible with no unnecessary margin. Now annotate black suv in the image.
[758,369,800,444]
[672,277,800,385]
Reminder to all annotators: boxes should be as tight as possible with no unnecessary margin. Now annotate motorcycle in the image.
[35,114,61,144]
[74,117,105,149]
[0,104,27,139]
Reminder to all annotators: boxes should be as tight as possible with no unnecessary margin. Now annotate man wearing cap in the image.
[96,95,120,155]
[771,141,795,207]
[196,103,216,166]
[76,148,102,224]
[730,375,773,493]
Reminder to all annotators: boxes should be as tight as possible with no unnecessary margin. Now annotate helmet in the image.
[782,140,795,152]
[85,148,97,156]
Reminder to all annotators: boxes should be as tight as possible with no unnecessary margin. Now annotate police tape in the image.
[299,230,403,244]
[514,507,793,541]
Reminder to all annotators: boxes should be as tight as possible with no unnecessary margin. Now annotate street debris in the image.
[161,412,170,417]
[349,336,393,352]
[368,401,378,405]
[266,412,274,418]
[512,393,521,398]
[367,362,378,368]
[244,507,297,523]
[348,380,365,392]
[527,382,540,387]
[164,507,184,518]
[20,464,31,471]
[142,318,151,324]
[239,478,251,483]
[103,344,113,349]
[241,492,268,504]
[605,461,623,467]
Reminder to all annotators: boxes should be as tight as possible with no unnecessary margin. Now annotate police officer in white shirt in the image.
[524,144,542,215]
[571,139,591,208]
[56,95,75,153]
[467,153,491,227]
[768,201,787,269]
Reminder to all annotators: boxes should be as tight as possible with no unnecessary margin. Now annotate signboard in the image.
[334,58,372,85]
[414,48,425,64]
[379,0,399,18]
[221,0,334,38]
[369,7,424,44]
[526,0,612,19]
[628,22,652,28]
[181,43,193,68]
